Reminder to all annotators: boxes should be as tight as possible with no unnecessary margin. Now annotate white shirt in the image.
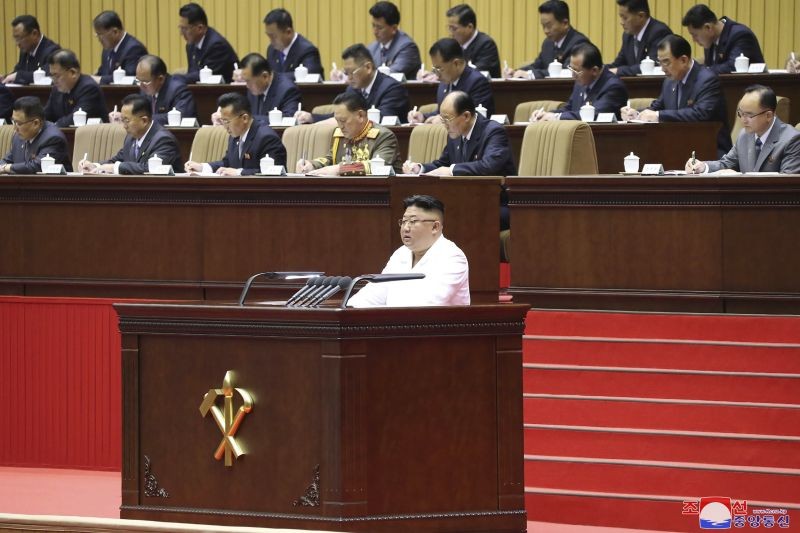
[347,234,470,307]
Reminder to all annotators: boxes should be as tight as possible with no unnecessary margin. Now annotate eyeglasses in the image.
[398,218,438,228]
[438,113,460,124]
[567,65,584,76]
[135,78,154,87]
[431,65,444,75]
[736,108,770,120]
[219,113,245,126]
[11,118,37,127]
[344,64,367,78]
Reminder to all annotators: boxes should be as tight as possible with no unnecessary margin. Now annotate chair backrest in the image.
[731,96,791,142]
[629,97,655,111]
[0,125,15,156]
[419,103,438,115]
[513,100,566,123]
[189,126,229,162]
[72,123,127,164]
[518,121,598,175]
[282,123,338,166]
[312,104,335,115]
[407,124,448,163]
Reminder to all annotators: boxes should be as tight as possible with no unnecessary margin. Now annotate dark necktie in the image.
[108,50,116,71]
[28,53,36,70]
[24,141,31,160]
[754,138,762,160]
[237,138,243,162]
[633,39,641,59]
[133,142,140,161]
[460,137,468,161]
[259,94,266,115]
[380,46,389,65]
[676,83,682,108]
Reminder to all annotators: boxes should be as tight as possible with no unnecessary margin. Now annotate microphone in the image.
[309,276,352,307]
[291,276,335,307]
[238,271,323,305]
[285,276,325,306]
[339,273,426,308]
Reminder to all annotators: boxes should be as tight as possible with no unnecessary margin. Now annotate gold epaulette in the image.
[366,127,381,139]
[333,128,345,138]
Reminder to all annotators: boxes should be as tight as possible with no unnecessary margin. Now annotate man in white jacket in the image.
[347,194,470,307]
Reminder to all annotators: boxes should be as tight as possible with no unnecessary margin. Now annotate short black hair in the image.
[616,0,650,16]
[241,52,272,75]
[448,90,476,117]
[572,42,603,69]
[13,96,44,120]
[403,195,445,220]
[93,11,124,31]
[333,91,368,113]
[658,34,692,59]
[446,4,476,27]
[681,4,718,29]
[369,2,401,26]
[538,1,570,22]
[138,55,168,77]
[11,15,41,33]
[264,8,293,29]
[49,49,81,71]
[217,92,251,114]
[342,43,374,65]
[122,93,153,118]
[744,84,777,111]
[429,38,464,62]
[179,3,208,26]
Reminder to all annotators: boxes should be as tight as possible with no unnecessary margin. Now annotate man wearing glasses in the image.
[408,38,493,125]
[686,85,800,175]
[185,92,285,176]
[0,96,71,174]
[91,11,148,85]
[347,194,470,308]
[43,50,108,127]
[1,15,61,85]
[530,43,628,122]
[178,3,238,84]
[79,94,181,175]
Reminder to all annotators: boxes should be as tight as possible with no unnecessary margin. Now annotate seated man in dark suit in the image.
[79,94,181,174]
[682,4,764,74]
[506,0,590,80]
[178,3,238,83]
[0,96,71,174]
[367,1,421,79]
[1,15,61,85]
[91,11,148,85]
[264,8,323,80]
[531,43,628,121]
[298,44,409,124]
[43,50,108,127]
[687,85,800,175]
[621,35,732,157]
[240,53,301,120]
[116,55,197,126]
[608,0,672,76]
[444,4,500,78]
[186,92,286,176]
[408,38,494,125]
[0,85,12,122]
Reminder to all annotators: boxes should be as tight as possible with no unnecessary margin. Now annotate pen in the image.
[234,62,238,70]
[792,52,797,62]
[332,61,338,72]
[503,59,508,71]
[627,100,631,108]
[189,151,193,163]
[413,105,418,113]
[691,151,696,165]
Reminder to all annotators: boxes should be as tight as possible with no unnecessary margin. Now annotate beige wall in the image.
[1,0,797,77]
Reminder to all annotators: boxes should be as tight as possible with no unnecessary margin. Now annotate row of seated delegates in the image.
[91,11,148,85]
[408,38,494,125]
[79,94,182,174]
[403,91,513,232]
[44,50,108,127]
[687,85,800,175]
[620,35,732,157]
[330,1,421,80]
[264,8,324,81]
[0,96,71,174]
[296,92,402,176]
[297,44,409,124]
[1,15,61,84]
[607,0,672,76]
[681,4,763,75]
[347,194,470,308]
[185,92,286,176]
[528,43,628,121]
[179,2,239,84]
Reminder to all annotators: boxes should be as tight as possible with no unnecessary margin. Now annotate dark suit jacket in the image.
[367,30,422,79]
[267,34,324,80]
[149,75,197,126]
[314,72,409,122]
[44,74,109,127]
[184,27,239,83]
[608,17,672,76]
[422,114,516,176]
[708,118,800,174]
[13,36,61,85]
[522,27,590,79]
[463,31,501,78]
[649,62,732,156]
[209,121,286,174]
[103,121,182,173]
[560,68,629,120]
[96,33,148,84]
[426,66,494,119]
[0,84,12,122]
[1,122,72,173]
[703,17,764,74]
[248,73,302,118]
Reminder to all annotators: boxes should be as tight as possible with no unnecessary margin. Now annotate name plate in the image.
[280,117,297,127]
[149,165,175,175]
[381,116,401,126]
[86,118,102,125]
[371,166,395,176]
[748,63,767,73]
[259,165,287,176]
[199,75,223,84]
[595,113,617,123]
[641,163,664,175]
[297,73,322,83]
[180,117,200,127]
[42,164,66,175]
[490,114,509,124]
[112,76,136,85]
[480,70,490,78]
[389,73,407,83]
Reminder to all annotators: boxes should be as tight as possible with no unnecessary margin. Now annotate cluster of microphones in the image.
[237,271,425,308]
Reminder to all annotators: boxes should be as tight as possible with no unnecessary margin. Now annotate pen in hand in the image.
[691,150,696,166]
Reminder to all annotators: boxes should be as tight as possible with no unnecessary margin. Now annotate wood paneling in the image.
[2,1,797,80]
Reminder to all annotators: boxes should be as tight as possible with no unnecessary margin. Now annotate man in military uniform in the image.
[296,92,402,176]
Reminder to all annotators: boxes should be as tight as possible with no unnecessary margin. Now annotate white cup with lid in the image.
[167,107,182,126]
[377,63,391,75]
[269,107,283,126]
[547,60,562,77]
[624,152,640,173]
[260,154,274,174]
[33,68,46,84]
[40,154,55,173]
[579,103,595,122]
[367,105,381,124]
[476,103,487,118]
[369,155,385,174]
[199,65,213,83]
[73,108,87,127]
[640,57,655,75]
[294,63,308,82]
[148,153,162,173]
[734,53,750,73]
[113,66,126,84]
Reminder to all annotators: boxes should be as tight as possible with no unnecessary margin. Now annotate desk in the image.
[506,176,800,314]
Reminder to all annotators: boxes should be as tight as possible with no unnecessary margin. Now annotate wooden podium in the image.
[116,302,528,532]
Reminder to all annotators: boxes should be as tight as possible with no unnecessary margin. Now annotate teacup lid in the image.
[149,153,161,161]
[625,151,639,159]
